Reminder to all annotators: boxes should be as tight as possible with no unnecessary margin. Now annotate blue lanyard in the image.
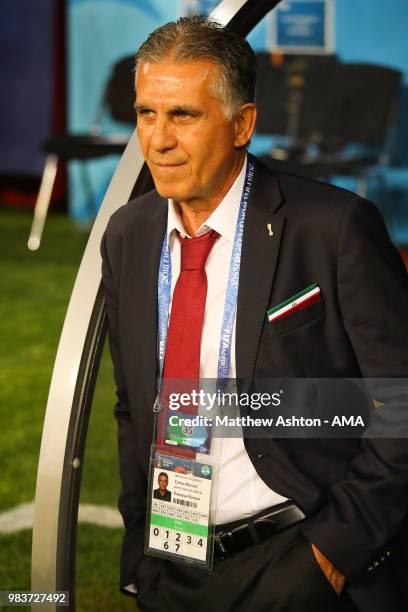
[157,154,255,388]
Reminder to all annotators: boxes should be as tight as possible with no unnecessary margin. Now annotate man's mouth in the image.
[151,161,185,168]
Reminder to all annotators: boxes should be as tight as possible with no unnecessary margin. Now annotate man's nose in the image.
[150,116,177,152]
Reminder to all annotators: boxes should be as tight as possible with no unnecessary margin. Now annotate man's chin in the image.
[153,181,186,202]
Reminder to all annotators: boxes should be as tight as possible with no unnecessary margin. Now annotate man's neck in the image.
[178,154,246,236]
[179,205,217,237]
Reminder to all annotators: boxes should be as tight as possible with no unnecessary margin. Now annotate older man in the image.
[153,472,171,502]
[101,16,408,612]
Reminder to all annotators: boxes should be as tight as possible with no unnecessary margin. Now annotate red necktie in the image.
[157,229,219,456]
[163,229,219,382]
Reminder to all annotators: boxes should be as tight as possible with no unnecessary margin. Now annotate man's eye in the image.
[137,109,155,118]
[174,111,194,119]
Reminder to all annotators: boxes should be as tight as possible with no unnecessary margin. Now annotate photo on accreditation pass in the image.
[146,452,213,565]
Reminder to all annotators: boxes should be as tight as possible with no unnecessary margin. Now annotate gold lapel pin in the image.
[267,223,274,237]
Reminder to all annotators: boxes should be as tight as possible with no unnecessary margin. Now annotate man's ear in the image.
[234,103,257,148]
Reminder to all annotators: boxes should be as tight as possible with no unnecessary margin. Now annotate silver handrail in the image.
[31,130,144,609]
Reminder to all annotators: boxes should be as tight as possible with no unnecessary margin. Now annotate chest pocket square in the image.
[267,283,321,324]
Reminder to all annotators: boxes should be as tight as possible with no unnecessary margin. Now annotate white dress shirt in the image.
[166,157,288,525]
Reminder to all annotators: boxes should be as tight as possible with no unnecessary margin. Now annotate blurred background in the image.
[0,1,407,610]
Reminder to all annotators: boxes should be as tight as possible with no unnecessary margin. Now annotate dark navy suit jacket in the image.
[101,158,408,611]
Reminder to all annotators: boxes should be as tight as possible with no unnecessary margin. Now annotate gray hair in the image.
[135,16,256,119]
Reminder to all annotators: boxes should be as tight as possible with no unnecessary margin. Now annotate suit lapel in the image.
[236,161,285,379]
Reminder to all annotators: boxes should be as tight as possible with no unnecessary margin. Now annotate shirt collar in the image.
[166,155,247,246]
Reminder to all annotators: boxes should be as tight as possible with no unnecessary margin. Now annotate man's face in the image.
[158,474,168,492]
[135,59,249,207]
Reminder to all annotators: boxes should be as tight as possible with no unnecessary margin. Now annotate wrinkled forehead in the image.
[135,58,221,98]
[136,55,221,79]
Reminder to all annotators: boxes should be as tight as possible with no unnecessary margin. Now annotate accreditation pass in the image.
[146,451,213,567]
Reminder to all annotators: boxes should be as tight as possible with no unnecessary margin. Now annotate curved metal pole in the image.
[31,130,144,608]
[31,1,280,609]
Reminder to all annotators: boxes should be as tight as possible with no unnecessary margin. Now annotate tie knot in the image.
[179,230,219,271]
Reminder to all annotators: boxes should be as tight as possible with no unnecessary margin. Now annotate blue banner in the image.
[271,0,332,52]
[0,0,54,176]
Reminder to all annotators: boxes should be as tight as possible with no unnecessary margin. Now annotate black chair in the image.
[255,52,339,155]
[28,55,135,250]
[257,60,402,199]
[301,63,402,185]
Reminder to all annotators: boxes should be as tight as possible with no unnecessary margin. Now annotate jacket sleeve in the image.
[302,198,408,580]
[100,226,148,590]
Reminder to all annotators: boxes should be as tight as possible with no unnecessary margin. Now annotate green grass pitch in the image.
[0,211,136,611]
